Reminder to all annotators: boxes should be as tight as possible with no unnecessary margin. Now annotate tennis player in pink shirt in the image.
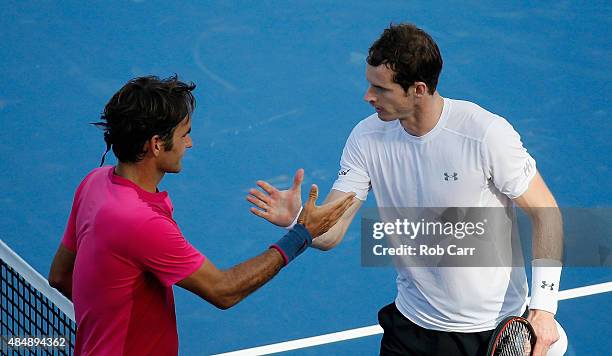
[48,75,354,355]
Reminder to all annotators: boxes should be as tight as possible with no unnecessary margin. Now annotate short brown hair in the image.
[367,23,443,94]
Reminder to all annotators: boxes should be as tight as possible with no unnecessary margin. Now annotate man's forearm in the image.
[312,195,361,250]
[312,222,345,250]
[48,245,76,301]
[49,274,73,301]
[528,206,563,315]
[218,224,316,307]
[58,281,73,301]
[181,224,313,309]
[219,249,284,308]
[531,207,563,261]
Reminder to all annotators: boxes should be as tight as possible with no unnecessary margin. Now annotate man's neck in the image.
[398,92,444,137]
[114,161,163,194]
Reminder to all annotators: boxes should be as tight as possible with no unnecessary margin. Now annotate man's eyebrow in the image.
[371,83,388,90]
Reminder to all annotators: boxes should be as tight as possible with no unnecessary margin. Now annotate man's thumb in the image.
[293,168,304,193]
[307,184,318,206]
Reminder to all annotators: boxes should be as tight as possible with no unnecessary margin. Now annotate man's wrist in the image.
[530,259,562,315]
[270,224,312,266]
[284,206,303,230]
[528,308,555,318]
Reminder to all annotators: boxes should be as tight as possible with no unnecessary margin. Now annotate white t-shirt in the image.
[332,97,537,332]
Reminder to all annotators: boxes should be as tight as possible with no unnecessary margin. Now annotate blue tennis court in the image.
[1,1,610,355]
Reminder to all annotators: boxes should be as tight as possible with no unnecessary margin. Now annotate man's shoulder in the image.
[80,165,113,184]
[72,166,113,198]
[444,98,505,142]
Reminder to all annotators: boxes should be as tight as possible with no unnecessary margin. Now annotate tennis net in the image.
[0,239,76,355]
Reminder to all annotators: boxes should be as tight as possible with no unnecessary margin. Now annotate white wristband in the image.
[529,259,562,315]
[284,206,303,230]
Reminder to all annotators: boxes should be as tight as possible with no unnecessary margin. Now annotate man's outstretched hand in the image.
[298,184,355,238]
[247,169,355,237]
[247,169,304,227]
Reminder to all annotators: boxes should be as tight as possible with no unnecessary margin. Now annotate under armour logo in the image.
[339,169,351,176]
[444,172,458,181]
[541,281,555,291]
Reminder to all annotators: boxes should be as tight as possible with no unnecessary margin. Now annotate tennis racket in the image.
[486,316,537,356]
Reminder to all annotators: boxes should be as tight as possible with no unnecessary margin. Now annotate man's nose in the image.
[364,86,376,103]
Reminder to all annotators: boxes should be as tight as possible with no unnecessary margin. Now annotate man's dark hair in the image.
[93,75,196,165]
[367,23,443,94]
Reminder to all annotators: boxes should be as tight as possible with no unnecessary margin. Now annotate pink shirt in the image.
[62,166,205,356]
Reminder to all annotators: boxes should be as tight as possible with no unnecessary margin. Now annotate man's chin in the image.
[164,166,182,174]
[376,113,397,122]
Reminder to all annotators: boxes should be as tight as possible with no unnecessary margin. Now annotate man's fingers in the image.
[532,333,556,356]
[249,207,269,219]
[340,196,356,212]
[342,193,357,206]
[292,168,304,193]
[329,193,356,209]
[340,197,356,214]
[307,184,319,206]
[533,340,546,356]
[256,180,277,195]
[532,342,542,356]
[246,195,269,211]
[332,203,349,221]
[327,197,355,222]
[527,312,559,356]
[329,196,354,217]
[248,188,272,205]
[536,337,556,356]
[317,194,356,223]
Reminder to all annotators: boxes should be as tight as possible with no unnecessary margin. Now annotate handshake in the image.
[246,168,356,240]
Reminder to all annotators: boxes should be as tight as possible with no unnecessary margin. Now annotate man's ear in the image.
[413,82,428,97]
[144,135,162,157]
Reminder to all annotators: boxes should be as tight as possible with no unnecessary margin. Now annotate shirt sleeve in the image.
[482,118,537,199]
[61,173,92,252]
[132,216,206,287]
[60,205,78,252]
[331,127,371,201]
